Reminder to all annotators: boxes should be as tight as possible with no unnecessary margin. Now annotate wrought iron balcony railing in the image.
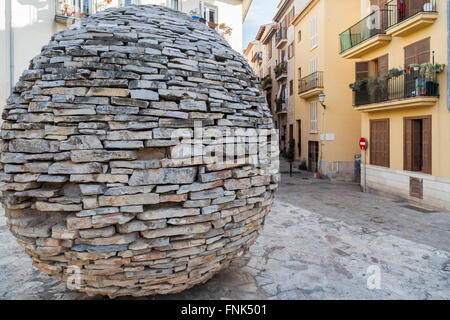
[386,0,437,28]
[275,28,287,45]
[298,71,324,94]
[339,9,389,53]
[352,70,439,107]
[276,102,287,113]
[274,61,287,80]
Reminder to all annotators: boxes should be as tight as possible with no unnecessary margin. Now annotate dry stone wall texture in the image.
[0,5,279,297]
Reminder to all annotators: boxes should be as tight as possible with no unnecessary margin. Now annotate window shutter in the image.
[404,38,430,67]
[416,38,430,64]
[355,62,369,80]
[310,16,318,49]
[404,118,413,171]
[378,54,389,77]
[310,102,318,133]
[422,116,432,174]
[404,43,416,67]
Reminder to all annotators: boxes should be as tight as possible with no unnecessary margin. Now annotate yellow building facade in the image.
[340,0,450,210]
[292,0,362,180]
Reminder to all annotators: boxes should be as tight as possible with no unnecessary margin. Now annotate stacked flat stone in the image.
[0,5,279,297]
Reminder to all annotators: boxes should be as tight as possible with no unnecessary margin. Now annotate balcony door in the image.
[404,116,432,174]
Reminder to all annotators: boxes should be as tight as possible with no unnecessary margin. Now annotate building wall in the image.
[0,1,65,109]
[0,0,246,109]
[142,0,243,52]
[293,0,361,180]
[0,0,9,109]
[357,0,449,179]
[353,0,449,208]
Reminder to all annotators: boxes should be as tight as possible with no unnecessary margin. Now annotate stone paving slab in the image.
[1,192,448,299]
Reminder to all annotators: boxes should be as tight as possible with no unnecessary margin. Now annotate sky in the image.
[242,0,279,51]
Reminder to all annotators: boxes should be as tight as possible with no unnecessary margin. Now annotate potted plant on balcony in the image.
[208,21,218,29]
[417,83,426,96]
[349,79,364,91]
[388,68,402,78]
[409,63,420,72]
[435,63,445,73]
[261,76,272,90]
[420,62,439,96]
[275,62,287,79]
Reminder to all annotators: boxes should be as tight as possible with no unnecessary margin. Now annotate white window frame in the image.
[310,15,318,50]
[170,0,180,11]
[310,101,318,133]
[203,4,218,24]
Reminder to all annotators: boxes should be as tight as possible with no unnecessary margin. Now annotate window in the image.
[203,4,217,24]
[298,67,302,79]
[404,116,431,174]
[290,80,294,96]
[298,30,302,43]
[286,7,295,26]
[170,0,180,10]
[268,40,272,59]
[310,15,318,50]
[310,101,318,133]
[370,119,390,167]
[404,38,430,67]
[288,43,294,59]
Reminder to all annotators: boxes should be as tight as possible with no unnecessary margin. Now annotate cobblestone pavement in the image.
[0,170,449,299]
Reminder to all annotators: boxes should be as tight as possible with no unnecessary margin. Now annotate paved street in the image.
[0,167,449,300]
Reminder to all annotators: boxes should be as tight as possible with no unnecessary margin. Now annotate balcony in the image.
[385,0,438,37]
[275,28,287,49]
[352,69,439,112]
[298,71,324,99]
[275,61,287,82]
[261,76,273,90]
[339,10,391,59]
[276,102,287,113]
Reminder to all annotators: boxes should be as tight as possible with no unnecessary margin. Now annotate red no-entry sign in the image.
[359,138,368,151]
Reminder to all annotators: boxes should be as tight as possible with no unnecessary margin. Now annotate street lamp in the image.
[318,92,326,109]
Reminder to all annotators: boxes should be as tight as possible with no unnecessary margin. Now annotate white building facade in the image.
[0,0,252,107]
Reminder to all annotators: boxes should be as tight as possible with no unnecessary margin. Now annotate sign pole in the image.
[359,137,368,193]
[364,149,367,193]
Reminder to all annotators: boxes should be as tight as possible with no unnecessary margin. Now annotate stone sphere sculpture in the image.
[0,5,279,297]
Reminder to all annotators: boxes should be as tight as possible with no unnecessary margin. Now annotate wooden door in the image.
[308,141,319,173]
[422,116,432,174]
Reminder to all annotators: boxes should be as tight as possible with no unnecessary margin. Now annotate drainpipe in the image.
[447,0,450,110]
[6,0,13,94]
